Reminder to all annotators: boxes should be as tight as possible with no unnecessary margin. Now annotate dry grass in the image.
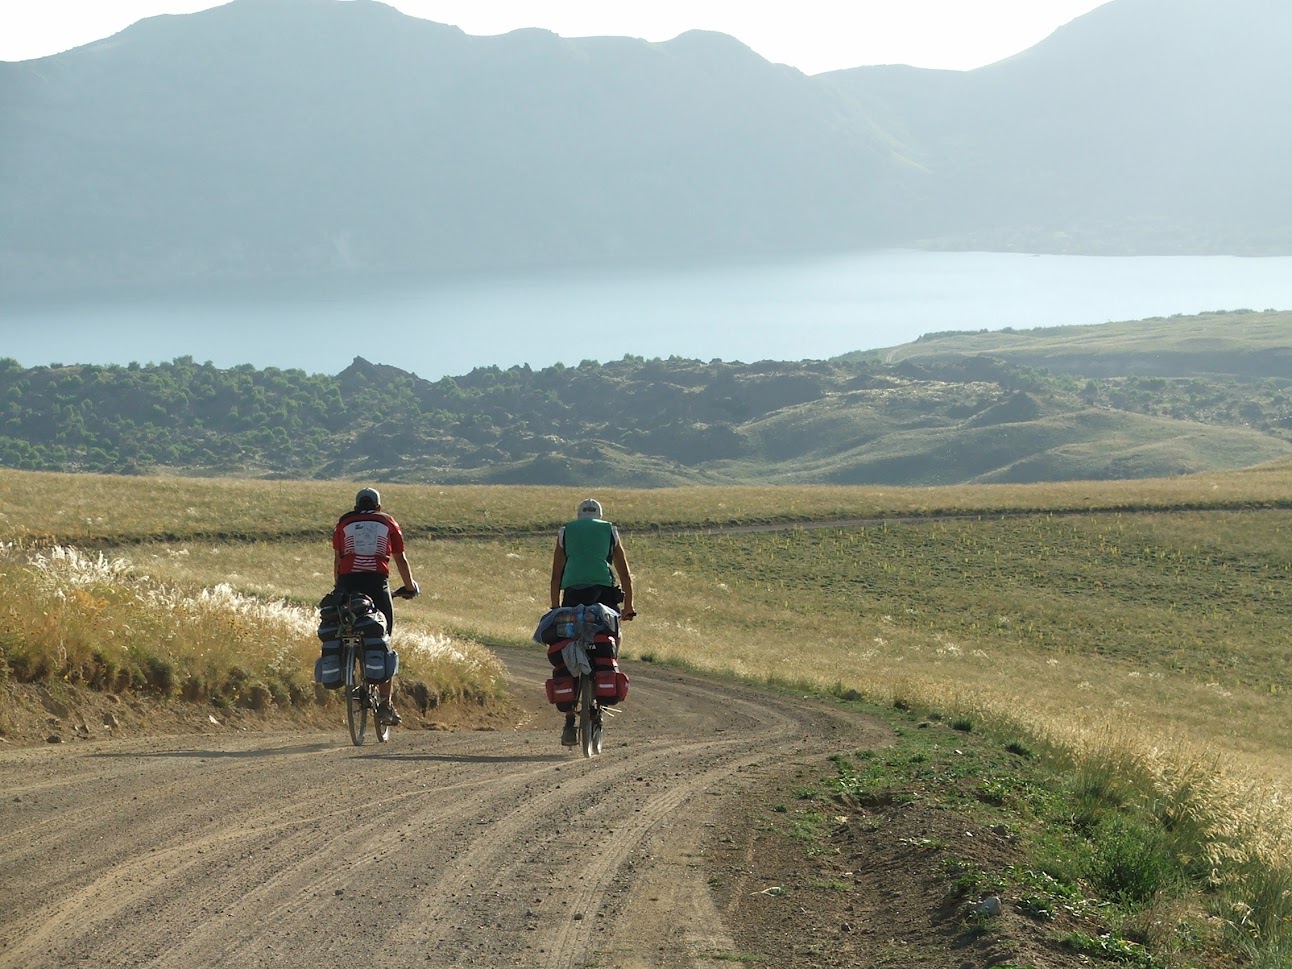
[0,542,504,714]
[4,462,1292,545]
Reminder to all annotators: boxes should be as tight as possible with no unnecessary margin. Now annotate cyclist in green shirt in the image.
[549,498,636,746]
[550,498,635,616]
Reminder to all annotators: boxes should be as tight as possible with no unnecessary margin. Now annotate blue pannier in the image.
[314,641,344,689]
[364,647,398,684]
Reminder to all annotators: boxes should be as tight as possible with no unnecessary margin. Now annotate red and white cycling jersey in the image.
[333,511,405,577]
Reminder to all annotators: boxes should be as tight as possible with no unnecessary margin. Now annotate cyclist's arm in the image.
[393,550,415,592]
[549,544,565,610]
[612,543,634,617]
[333,548,342,581]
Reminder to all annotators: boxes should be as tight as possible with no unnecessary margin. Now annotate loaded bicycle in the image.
[539,603,631,758]
[340,614,385,745]
[317,586,416,746]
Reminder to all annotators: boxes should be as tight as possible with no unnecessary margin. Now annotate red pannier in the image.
[593,658,629,704]
[544,675,576,707]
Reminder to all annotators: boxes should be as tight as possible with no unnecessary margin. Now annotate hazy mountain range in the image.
[2,0,1289,297]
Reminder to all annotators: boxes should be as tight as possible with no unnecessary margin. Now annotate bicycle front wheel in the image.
[579,675,596,759]
[590,703,603,756]
[346,649,368,746]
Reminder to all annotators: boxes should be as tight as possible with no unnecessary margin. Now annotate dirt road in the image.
[0,647,890,968]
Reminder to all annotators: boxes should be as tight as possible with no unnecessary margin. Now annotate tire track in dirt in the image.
[384,669,807,966]
[2,742,410,967]
[0,647,889,969]
[396,653,864,968]
[526,745,781,969]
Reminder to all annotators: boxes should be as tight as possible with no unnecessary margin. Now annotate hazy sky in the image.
[2,0,1114,73]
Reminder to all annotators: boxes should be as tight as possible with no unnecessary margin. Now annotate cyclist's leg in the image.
[368,581,396,702]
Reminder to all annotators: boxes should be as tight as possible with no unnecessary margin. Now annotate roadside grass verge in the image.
[0,543,505,722]
[751,689,1282,968]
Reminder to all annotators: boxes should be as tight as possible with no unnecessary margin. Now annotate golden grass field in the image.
[4,461,1291,544]
[4,463,1292,959]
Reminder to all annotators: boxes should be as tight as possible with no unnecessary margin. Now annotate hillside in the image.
[822,0,1292,254]
[0,0,907,296]
[2,0,1290,298]
[872,309,1292,377]
[2,311,1288,485]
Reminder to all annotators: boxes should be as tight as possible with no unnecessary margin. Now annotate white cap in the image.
[577,498,603,519]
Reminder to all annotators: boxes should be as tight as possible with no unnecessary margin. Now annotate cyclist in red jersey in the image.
[333,487,419,725]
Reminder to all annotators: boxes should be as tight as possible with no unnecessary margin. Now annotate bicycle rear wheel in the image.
[346,647,368,746]
[579,675,596,759]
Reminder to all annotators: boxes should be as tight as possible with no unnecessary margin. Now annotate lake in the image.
[2,250,1290,379]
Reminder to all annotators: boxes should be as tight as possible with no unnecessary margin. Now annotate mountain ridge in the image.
[2,0,1288,297]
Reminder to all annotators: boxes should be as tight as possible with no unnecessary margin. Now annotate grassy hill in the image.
[874,308,1292,377]
[720,381,1289,485]
[1,311,1288,485]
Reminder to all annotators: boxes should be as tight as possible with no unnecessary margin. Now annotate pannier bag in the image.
[546,639,573,669]
[364,647,399,684]
[544,675,576,708]
[591,632,619,661]
[314,640,344,689]
[317,590,388,645]
[533,603,620,647]
[354,612,389,650]
[594,658,629,704]
[318,590,346,629]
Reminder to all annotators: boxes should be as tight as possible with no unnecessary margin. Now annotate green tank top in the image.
[561,518,615,588]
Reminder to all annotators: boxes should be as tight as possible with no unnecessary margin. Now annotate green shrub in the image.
[1092,815,1180,905]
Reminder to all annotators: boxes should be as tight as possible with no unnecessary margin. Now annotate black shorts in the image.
[561,585,622,610]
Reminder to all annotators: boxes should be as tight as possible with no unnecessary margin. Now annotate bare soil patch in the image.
[707,766,1100,968]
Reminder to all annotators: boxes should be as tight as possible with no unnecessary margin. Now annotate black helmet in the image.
[355,487,380,511]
